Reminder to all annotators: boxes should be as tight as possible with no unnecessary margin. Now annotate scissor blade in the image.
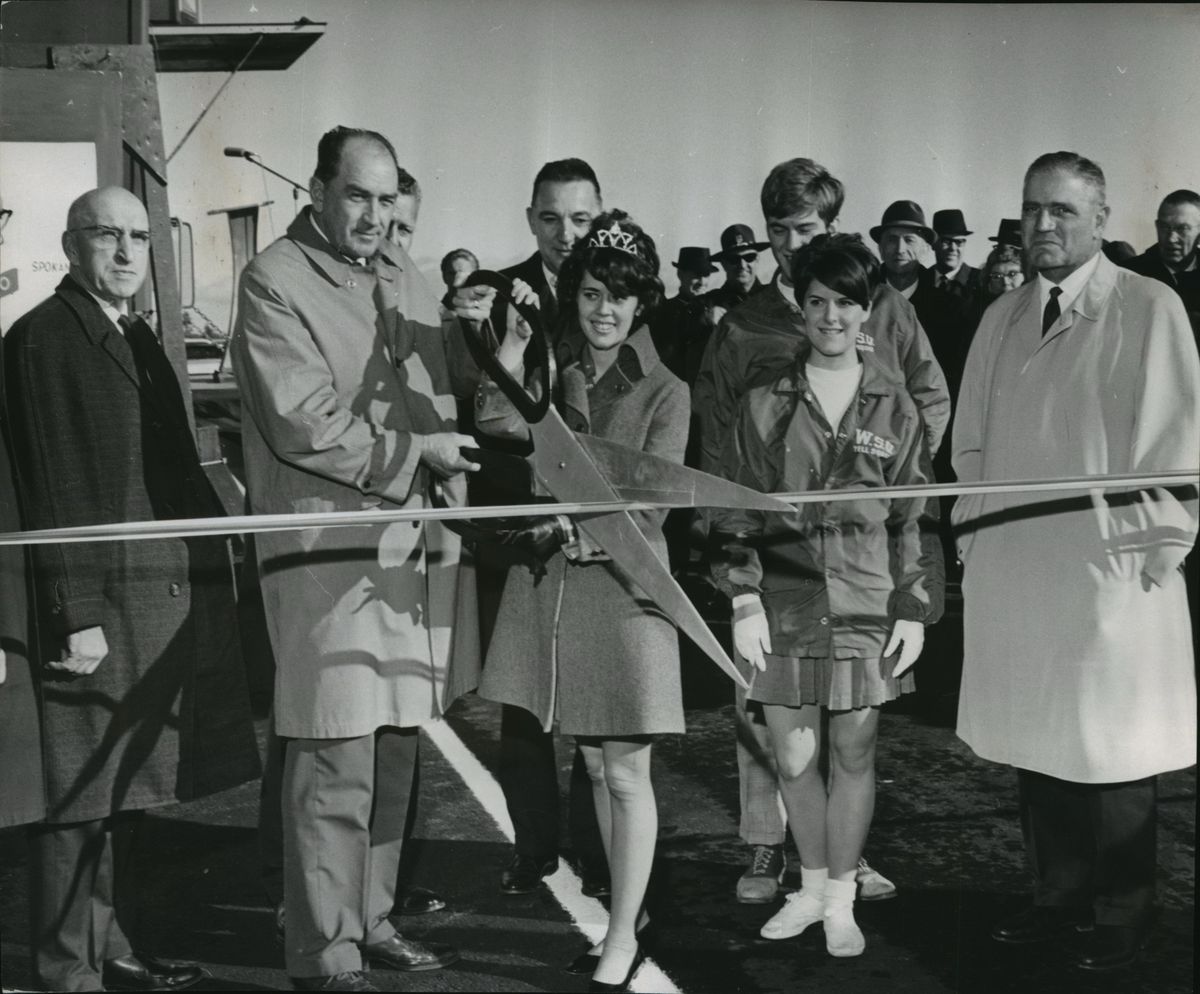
[528,410,748,689]
[575,508,749,690]
[575,433,794,513]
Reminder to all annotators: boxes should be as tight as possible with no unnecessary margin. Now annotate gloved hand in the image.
[493,514,575,562]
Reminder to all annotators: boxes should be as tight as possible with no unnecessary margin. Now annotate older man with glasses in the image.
[5,186,260,992]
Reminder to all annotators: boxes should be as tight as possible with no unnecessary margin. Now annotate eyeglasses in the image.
[988,270,1023,286]
[67,225,152,250]
[0,209,11,233]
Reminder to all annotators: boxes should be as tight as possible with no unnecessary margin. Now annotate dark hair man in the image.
[484,158,610,901]
[694,157,948,908]
[953,151,1199,973]
[232,125,483,991]
[387,167,422,253]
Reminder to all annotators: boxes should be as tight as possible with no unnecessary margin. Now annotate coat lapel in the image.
[55,277,142,392]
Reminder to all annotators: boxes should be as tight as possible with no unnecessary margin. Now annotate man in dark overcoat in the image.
[0,199,45,834]
[4,186,260,992]
[1119,188,1200,338]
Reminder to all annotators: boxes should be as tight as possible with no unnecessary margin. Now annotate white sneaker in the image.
[760,889,824,940]
[855,857,896,901]
[824,904,866,957]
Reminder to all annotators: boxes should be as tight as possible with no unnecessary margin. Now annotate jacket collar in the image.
[777,343,895,398]
[1072,251,1118,323]
[54,275,160,401]
[286,207,401,287]
[559,323,660,384]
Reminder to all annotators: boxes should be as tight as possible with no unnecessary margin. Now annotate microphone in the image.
[223,147,255,159]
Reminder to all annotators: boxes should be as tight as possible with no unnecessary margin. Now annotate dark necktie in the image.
[1041,286,1062,337]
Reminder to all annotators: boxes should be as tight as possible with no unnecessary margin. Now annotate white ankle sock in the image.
[800,866,828,897]
[823,877,865,957]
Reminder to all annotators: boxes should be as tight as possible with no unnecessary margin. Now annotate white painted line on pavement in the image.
[423,719,683,994]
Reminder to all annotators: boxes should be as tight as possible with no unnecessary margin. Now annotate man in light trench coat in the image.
[231,126,483,992]
[952,151,1199,973]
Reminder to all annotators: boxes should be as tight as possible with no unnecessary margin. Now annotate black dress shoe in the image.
[1075,923,1146,971]
[500,852,558,894]
[292,971,380,991]
[588,943,645,993]
[580,868,612,900]
[361,933,460,972]
[102,954,205,991]
[394,885,447,916]
[991,904,1093,944]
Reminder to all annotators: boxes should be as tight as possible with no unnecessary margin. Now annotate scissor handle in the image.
[459,270,551,424]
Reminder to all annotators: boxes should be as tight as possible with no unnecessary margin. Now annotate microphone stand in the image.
[241,153,307,215]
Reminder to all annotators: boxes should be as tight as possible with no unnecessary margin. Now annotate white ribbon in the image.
[0,470,1195,546]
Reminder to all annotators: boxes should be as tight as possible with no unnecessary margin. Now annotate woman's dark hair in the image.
[556,209,664,325]
[789,232,881,311]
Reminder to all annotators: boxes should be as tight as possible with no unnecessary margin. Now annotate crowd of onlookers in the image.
[1,137,1195,993]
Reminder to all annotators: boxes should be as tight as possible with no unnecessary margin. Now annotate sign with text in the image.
[0,141,98,334]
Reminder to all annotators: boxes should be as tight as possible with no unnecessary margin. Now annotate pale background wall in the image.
[156,0,1200,327]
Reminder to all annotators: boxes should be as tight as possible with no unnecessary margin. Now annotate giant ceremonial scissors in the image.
[455,270,796,690]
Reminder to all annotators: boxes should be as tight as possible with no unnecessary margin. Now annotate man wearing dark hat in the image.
[704,223,769,322]
[872,200,970,399]
[652,246,719,387]
[932,209,983,299]
[989,218,1023,250]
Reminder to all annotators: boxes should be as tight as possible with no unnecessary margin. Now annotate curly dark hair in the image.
[556,209,664,327]
[789,232,881,311]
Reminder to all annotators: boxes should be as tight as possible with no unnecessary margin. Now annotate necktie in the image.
[1041,286,1062,337]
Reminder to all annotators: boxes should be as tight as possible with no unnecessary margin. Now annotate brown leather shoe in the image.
[361,933,460,972]
[101,954,205,991]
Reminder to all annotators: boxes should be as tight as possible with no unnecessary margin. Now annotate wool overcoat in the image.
[476,327,689,736]
[952,254,1198,783]
[231,211,481,739]
[0,337,45,828]
[4,277,260,823]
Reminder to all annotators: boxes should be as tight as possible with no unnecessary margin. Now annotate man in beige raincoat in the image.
[952,151,1199,973]
[232,126,481,992]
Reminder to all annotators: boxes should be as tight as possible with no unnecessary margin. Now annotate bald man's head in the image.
[63,187,151,306]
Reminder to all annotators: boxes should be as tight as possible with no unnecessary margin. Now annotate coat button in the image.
[347,278,357,288]
[168,582,182,597]
[819,615,829,625]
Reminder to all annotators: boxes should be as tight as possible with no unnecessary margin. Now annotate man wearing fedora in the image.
[704,222,769,323]
[872,200,970,399]
[932,209,983,301]
[653,245,720,387]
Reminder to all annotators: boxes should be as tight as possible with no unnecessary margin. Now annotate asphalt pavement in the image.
[1,622,1194,993]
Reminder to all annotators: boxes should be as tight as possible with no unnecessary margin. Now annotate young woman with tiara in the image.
[475,210,688,991]
[709,233,942,958]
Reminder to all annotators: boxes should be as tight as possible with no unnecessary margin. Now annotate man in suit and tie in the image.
[5,186,260,992]
[931,209,983,301]
[484,158,610,898]
[953,151,1198,972]
[1120,189,1200,336]
[493,158,603,343]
